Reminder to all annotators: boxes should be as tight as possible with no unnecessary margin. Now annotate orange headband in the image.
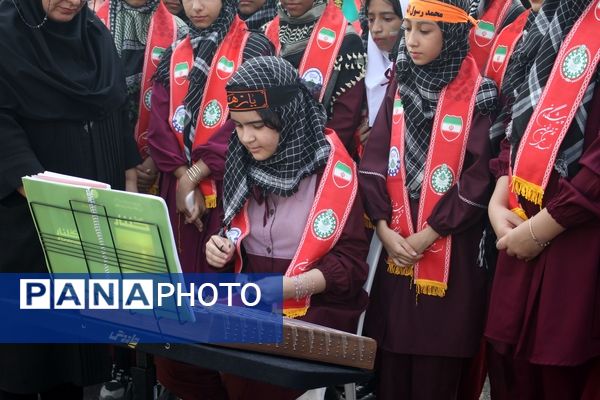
[406,0,478,26]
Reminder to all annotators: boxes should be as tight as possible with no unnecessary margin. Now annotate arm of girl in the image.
[405,225,440,255]
[488,175,526,238]
[175,161,210,230]
[125,167,138,193]
[136,156,158,193]
[282,269,327,300]
[496,208,565,261]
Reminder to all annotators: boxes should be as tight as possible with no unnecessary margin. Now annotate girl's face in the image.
[124,0,148,6]
[280,0,314,18]
[402,18,443,66]
[367,0,403,53]
[231,111,281,161]
[238,0,266,16]
[163,0,184,14]
[41,0,86,22]
[182,0,222,29]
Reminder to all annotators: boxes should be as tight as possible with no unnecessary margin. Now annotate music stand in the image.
[23,176,373,399]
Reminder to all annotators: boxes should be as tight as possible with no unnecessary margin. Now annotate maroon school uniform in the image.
[359,70,496,399]
[484,0,600,397]
[485,82,600,400]
[148,82,225,274]
[222,174,369,400]
[360,77,494,358]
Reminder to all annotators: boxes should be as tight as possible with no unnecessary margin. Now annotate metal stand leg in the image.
[344,383,356,400]
[131,351,156,400]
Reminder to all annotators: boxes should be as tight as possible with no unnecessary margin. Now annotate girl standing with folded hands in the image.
[358,0,498,398]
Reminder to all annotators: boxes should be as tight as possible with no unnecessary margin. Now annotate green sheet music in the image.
[22,174,182,276]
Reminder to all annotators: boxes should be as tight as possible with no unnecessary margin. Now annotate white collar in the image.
[365,32,393,126]
[400,0,410,16]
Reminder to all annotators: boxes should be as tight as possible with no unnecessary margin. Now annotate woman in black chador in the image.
[0,0,139,398]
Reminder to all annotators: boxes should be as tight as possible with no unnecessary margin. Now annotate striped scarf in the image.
[278,0,328,59]
[108,0,159,124]
[108,0,160,56]
[468,0,482,17]
[487,6,544,152]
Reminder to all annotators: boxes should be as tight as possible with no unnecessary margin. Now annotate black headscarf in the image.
[0,0,127,121]
[222,56,331,226]
[395,0,497,199]
[510,0,597,178]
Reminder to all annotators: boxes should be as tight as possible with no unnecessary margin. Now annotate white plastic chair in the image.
[343,233,382,400]
[297,233,382,400]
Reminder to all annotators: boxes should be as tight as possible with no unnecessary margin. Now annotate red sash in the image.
[228,130,357,317]
[97,1,177,158]
[298,2,347,102]
[469,0,512,71]
[484,9,530,92]
[482,9,531,220]
[387,55,481,297]
[266,2,347,102]
[508,163,527,220]
[264,16,281,55]
[168,17,250,208]
[512,0,600,207]
[96,0,109,25]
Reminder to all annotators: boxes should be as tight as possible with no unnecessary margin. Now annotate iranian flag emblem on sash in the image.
[151,47,165,67]
[492,45,508,72]
[174,62,189,86]
[392,99,404,124]
[332,161,352,188]
[216,56,235,80]
[317,28,336,50]
[441,115,463,142]
[475,21,496,46]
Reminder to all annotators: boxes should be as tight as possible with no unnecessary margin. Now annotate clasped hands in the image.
[488,176,562,262]
[376,220,440,267]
